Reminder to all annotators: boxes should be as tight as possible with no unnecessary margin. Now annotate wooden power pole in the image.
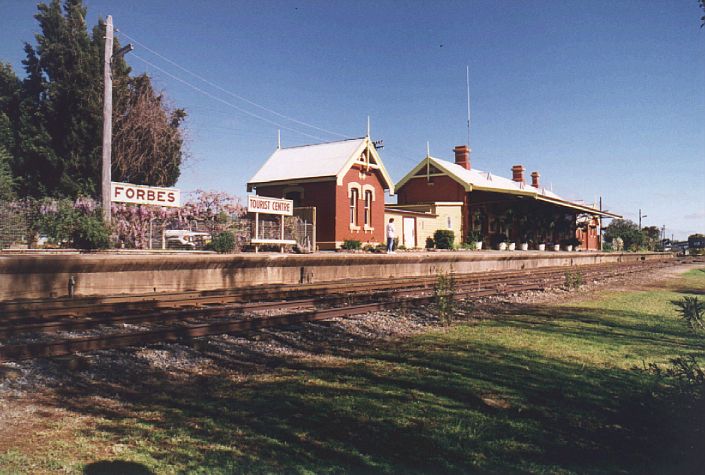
[101,16,132,223]
[101,15,114,223]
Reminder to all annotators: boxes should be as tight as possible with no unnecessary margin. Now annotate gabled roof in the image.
[247,137,395,193]
[396,156,620,218]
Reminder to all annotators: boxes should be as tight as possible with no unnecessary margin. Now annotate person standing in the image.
[386,218,396,253]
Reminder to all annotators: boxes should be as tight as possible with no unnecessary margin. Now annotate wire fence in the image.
[0,199,315,253]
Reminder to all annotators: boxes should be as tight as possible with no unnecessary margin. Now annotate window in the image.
[350,188,358,225]
[447,216,452,229]
[364,190,372,225]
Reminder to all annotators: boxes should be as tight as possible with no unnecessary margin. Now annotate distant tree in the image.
[642,225,661,251]
[604,219,644,251]
[701,0,705,27]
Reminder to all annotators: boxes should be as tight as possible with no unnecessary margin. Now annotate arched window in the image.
[364,190,372,226]
[350,188,359,225]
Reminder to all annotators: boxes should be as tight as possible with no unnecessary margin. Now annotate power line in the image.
[130,52,330,142]
[116,29,349,139]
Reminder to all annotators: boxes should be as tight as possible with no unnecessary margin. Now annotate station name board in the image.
[111,182,181,208]
[247,195,293,216]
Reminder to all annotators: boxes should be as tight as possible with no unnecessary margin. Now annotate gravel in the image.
[0,262,700,399]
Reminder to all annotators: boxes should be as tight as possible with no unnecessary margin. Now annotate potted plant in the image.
[520,230,531,251]
[537,242,546,251]
[568,237,582,251]
[490,233,506,251]
[467,231,483,250]
[508,242,516,251]
[560,239,573,252]
[551,242,561,252]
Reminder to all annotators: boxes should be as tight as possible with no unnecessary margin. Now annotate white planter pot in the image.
[475,241,483,250]
[520,243,529,251]
[564,245,573,252]
[538,244,546,251]
[498,242,507,251]
[553,244,561,252]
[508,242,516,251]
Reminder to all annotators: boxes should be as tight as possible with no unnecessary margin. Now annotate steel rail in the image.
[0,260,671,323]
[0,259,683,362]
[0,260,668,336]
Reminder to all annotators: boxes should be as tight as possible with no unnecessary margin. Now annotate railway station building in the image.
[394,145,619,250]
[247,137,395,250]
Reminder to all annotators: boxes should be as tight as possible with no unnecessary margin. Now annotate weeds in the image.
[564,270,584,290]
[645,355,705,398]
[673,296,704,332]
[434,272,456,325]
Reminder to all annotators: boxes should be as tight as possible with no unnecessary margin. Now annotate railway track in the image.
[0,258,691,362]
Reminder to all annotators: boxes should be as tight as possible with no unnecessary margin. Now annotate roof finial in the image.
[277,129,281,149]
[366,115,370,138]
[426,141,430,157]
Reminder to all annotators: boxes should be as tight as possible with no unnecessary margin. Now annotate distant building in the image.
[247,137,394,250]
[394,145,619,250]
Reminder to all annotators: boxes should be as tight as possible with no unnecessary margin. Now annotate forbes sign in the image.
[111,182,181,208]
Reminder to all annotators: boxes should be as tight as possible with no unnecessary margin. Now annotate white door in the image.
[403,217,415,248]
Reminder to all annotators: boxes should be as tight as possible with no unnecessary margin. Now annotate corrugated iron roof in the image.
[248,137,394,192]
[248,138,367,184]
[396,156,620,218]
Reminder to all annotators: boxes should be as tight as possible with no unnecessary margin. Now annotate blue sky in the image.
[1,0,703,239]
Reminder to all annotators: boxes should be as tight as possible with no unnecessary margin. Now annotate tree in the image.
[0,145,15,200]
[604,219,644,251]
[642,225,661,251]
[7,0,186,199]
[701,0,705,27]
[112,74,186,187]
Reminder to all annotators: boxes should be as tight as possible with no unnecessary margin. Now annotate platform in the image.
[0,250,671,302]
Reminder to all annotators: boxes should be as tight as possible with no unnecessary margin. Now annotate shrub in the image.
[433,230,455,250]
[674,296,704,332]
[38,198,110,249]
[564,270,584,290]
[425,236,435,249]
[71,215,111,250]
[341,239,362,250]
[613,237,624,251]
[210,231,236,253]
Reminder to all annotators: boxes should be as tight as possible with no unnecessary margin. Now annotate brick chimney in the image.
[531,171,540,188]
[511,165,525,183]
[453,145,471,170]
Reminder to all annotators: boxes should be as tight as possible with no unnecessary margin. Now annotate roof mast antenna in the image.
[367,115,371,138]
[277,129,281,149]
[466,65,471,148]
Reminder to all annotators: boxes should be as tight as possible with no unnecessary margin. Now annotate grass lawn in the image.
[1,268,704,474]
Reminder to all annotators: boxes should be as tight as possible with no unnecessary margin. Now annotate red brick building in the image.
[247,137,394,250]
[395,146,619,250]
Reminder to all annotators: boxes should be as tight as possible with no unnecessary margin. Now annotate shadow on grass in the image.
[83,460,153,474]
[35,299,704,474]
